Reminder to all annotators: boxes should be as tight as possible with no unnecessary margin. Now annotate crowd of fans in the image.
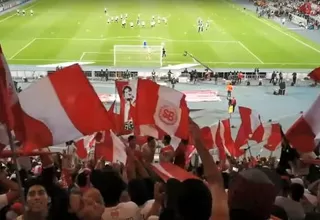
[0,118,320,220]
[254,0,320,29]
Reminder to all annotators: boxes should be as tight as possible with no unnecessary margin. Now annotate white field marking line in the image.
[10,58,320,66]
[34,37,238,43]
[85,51,183,56]
[9,38,37,60]
[9,58,308,65]
[237,41,264,64]
[225,0,320,55]
[0,1,41,24]
[79,52,86,61]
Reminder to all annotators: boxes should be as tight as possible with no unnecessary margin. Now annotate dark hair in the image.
[163,135,171,145]
[90,170,126,207]
[122,85,132,93]
[147,136,155,143]
[290,183,304,202]
[128,135,136,142]
[165,178,182,210]
[24,177,46,197]
[128,179,149,206]
[178,179,212,220]
[181,139,188,145]
[76,172,88,187]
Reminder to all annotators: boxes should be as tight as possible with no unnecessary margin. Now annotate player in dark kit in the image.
[162,47,166,57]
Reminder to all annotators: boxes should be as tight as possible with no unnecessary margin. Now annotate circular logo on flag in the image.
[159,105,178,125]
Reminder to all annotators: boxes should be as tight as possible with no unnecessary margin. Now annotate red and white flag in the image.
[216,119,240,158]
[235,106,264,149]
[0,45,25,151]
[95,130,127,164]
[19,64,114,151]
[151,162,198,182]
[200,122,219,150]
[263,123,282,152]
[135,79,189,139]
[74,134,96,159]
[286,94,320,153]
[201,119,238,158]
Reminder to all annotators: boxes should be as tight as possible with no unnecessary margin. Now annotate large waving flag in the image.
[135,79,189,139]
[0,46,25,151]
[286,94,320,153]
[234,106,264,150]
[19,64,114,151]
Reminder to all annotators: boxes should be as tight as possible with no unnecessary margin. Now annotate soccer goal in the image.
[113,45,163,67]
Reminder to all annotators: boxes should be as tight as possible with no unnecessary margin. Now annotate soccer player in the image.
[205,21,209,30]
[107,18,110,24]
[163,17,167,24]
[151,20,155,28]
[111,17,114,22]
[120,14,123,20]
[104,8,107,14]
[130,22,134,28]
[198,22,201,33]
[137,17,140,25]
[162,47,166,57]
[141,21,145,27]
[152,15,155,20]
[125,13,128,18]
[115,16,119,22]
[158,17,161,24]
[30,10,34,16]
[22,10,25,16]
[200,22,204,32]
[122,19,126,28]
[17,9,20,16]
[143,40,147,48]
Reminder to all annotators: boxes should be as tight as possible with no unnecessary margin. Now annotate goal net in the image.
[114,45,163,67]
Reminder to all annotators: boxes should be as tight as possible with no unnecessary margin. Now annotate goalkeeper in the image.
[143,40,147,48]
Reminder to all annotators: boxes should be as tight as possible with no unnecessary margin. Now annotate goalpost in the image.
[113,45,164,67]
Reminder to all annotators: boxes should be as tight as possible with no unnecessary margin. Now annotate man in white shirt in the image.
[91,170,140,220]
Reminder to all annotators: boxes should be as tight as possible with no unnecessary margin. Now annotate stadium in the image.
[1,1,320,220]
[1,0,320,158]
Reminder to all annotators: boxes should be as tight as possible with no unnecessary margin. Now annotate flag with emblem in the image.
[0,45,25,152]
[135,79,189,139]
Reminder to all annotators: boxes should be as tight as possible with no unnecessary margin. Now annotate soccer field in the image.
[1,0,320,69]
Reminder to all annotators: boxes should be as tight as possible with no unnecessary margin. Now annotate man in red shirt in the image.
[231,97,237,113]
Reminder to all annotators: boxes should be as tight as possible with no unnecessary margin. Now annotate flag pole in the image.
[246,143,253,157]
[5,126,27,210]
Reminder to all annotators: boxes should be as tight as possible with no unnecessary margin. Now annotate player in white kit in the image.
[141,21,145,27]
[130,22,134,28]
[30,10,34,16]
[122,19,126,28]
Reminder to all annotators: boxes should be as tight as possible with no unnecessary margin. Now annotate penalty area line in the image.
[9,38,37,60]
[237,41,264,64]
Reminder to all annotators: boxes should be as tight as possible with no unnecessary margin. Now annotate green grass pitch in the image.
[1,0,320,69]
